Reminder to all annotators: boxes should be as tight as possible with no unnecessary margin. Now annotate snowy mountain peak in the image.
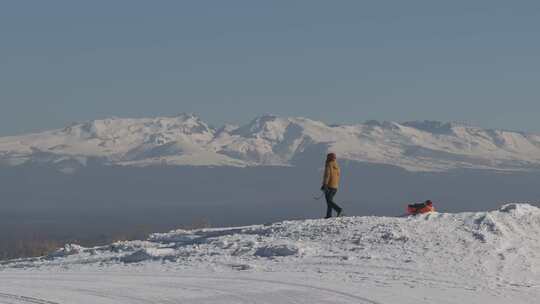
[216,123,239,133]
[401,120,456,134]
[362,120,404,130]
[172,112,200,120]
[1,114,540,172]
[232,114,290,140]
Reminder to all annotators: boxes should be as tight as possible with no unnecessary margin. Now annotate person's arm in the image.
[322,163,331,189]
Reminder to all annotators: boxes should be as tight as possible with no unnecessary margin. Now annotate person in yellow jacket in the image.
[321,153,343,218]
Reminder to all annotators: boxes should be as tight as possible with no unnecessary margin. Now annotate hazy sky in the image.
[1,0,539,135]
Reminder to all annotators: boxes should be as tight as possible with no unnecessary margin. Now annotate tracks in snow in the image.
[0,293,60,304]
[0,272,381,304]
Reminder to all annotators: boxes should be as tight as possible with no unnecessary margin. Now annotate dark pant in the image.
[324,188,342,218]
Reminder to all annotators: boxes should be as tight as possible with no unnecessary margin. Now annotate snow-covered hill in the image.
[2,204,540,303]
[1,114,540,172]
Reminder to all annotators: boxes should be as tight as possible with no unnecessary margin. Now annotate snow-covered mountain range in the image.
[1,113,540,172]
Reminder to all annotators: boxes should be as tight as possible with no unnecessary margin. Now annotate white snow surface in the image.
[2,203,540,303]
[1,114,540,172]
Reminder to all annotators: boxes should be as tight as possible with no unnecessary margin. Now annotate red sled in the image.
[407,200,435,215]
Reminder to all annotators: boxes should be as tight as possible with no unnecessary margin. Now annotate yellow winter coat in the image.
[322,160,340,189]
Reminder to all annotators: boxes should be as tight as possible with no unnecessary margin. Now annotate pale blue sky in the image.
[1,0,539,135]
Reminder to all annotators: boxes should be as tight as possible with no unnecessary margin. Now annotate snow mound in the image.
[254,243,301,257]
[3,203,540,293]
[47,244,85,259]
[499,203,540,215]
[121,248,176,264]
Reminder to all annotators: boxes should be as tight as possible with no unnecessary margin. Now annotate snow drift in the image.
[3,203,540,296]
[1,114,540,172]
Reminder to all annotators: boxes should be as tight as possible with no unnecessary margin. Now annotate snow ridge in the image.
[4,203,540,293]
[1,114,540,172]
